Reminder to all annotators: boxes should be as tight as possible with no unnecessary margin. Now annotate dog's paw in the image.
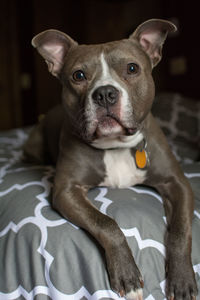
[125,288,143,300]
[166,280,197,300]
[166,260,198,300]
[106,240,143,300]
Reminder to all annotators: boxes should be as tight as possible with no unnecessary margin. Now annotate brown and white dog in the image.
[24,19,198,300]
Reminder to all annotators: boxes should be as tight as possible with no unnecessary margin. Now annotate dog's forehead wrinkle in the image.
[68,40,131,62]
[66,44,102,67]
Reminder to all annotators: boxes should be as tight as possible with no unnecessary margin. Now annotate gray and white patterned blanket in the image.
[0,126,200,300]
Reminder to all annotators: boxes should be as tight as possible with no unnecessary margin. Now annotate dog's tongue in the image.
[96,117,123,137]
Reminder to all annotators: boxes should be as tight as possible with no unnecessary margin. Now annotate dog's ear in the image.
[32,29,78,77]
[130,19,177,67]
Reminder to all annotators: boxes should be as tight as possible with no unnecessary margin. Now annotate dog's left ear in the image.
[130,19,177,67]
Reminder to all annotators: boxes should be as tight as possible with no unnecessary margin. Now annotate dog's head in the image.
[32,19,176,146]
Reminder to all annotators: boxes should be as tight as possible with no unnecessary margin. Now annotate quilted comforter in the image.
[0,124,200,300]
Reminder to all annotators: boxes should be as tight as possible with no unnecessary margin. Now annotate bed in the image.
[0,93,200,300]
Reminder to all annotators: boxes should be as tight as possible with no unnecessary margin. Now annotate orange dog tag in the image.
[135,149,147,169]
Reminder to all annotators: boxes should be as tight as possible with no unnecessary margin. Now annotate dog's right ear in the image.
[32,29,78,77]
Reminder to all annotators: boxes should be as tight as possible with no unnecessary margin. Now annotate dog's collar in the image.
[103,137,149,169]
[92,133,149,169]
[91,132,149,169]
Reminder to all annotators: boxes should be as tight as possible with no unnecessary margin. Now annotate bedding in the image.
[0,94,200,300]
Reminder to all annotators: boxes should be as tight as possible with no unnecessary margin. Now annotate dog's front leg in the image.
[53,176,143,299]
[157,177,198,300]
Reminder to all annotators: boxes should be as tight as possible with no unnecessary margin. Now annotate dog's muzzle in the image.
[89,84,137,139]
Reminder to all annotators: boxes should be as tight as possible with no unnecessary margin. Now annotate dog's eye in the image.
[73,70,86,81]
[127,63,139,74]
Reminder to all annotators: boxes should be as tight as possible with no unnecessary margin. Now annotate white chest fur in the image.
[99,148,146,188]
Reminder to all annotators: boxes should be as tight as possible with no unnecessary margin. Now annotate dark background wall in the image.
[0,0,199,130]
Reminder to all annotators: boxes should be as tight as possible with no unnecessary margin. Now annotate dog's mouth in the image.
[95,116,122,138]
[94,114,136,138]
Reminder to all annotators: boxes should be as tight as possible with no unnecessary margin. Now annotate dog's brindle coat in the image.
[24,19,198,300]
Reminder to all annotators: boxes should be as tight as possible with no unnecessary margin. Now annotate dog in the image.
[24,19,198,300]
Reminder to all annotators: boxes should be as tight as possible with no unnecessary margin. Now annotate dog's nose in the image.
[92,85,119,107]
